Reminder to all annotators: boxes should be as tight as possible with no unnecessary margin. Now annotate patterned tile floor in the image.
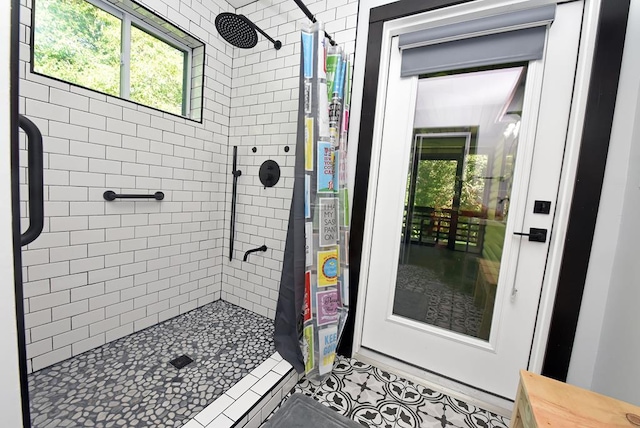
[394,264,483,338]
[279,356,509,428]
[28,300,275,428]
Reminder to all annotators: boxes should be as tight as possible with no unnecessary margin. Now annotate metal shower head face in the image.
[215,12,258,49]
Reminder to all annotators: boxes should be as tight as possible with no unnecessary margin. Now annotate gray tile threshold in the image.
[28,300,276,428]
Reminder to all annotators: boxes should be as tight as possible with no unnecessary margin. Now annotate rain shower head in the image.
[215,13,282,50]
[215,13,257,49]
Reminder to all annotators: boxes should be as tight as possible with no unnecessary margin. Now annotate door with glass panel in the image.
[361,2,583,399]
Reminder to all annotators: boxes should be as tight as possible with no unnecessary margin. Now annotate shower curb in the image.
[182,351,300,428]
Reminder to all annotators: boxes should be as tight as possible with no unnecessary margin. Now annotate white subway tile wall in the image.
[222,0,358,318]
[18,0,234,372]
[18,0,358,373]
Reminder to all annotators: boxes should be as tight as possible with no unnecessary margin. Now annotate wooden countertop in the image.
[518,370,640,427]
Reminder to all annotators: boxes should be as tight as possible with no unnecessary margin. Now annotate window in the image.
[33,0,204,120]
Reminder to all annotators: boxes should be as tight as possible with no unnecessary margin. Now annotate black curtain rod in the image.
[293,0,336,46]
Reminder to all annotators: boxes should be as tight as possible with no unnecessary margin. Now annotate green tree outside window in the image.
[34,0,186,116]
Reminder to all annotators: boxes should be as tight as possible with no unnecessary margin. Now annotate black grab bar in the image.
[19,115,44,247]
[103,191,164,201]
[244,245,267,262]
[229,146,242,261]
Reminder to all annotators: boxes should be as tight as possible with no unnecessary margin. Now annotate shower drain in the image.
[169,355,194,369]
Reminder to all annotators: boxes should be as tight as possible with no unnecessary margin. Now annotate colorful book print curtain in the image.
[273,22,351,380]
[300,23,352,379]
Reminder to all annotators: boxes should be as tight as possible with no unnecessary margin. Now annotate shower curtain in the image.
[274,23,351,379]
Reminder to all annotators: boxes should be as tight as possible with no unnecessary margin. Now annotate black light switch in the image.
[534,200,552,214]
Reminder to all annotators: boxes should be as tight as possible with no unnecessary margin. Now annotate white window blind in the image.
[399,5,556,77]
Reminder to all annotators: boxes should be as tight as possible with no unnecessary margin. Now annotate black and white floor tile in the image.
[28,300,275,428]
[281,356,509,428]
[395,264,483,338]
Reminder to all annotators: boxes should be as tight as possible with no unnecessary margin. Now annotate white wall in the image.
[18,0,234,372]
[221,0,358,318]
[1,1,26,425]
[567,0,640,397]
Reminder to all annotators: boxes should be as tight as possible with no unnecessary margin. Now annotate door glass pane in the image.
[394,65,527,340]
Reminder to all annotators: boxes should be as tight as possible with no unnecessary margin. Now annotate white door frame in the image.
[350,0,603,401]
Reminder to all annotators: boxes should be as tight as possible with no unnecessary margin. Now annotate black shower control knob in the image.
[259,160,280,188]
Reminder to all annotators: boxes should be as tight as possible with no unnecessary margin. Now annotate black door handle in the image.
[514,227,547,243]
[19,115,45,247]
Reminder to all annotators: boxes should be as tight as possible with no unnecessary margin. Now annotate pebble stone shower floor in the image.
[28,300,275,428]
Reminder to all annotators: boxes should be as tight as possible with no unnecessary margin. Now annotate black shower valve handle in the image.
[264,173,275,189]
[259,160,280,189]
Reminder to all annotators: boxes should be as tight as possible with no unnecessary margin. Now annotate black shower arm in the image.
[240,15,283,50]
[243,17,275,44]
[293,0,336,46]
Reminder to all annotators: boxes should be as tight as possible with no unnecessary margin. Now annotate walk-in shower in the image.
[18,0,349,425]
